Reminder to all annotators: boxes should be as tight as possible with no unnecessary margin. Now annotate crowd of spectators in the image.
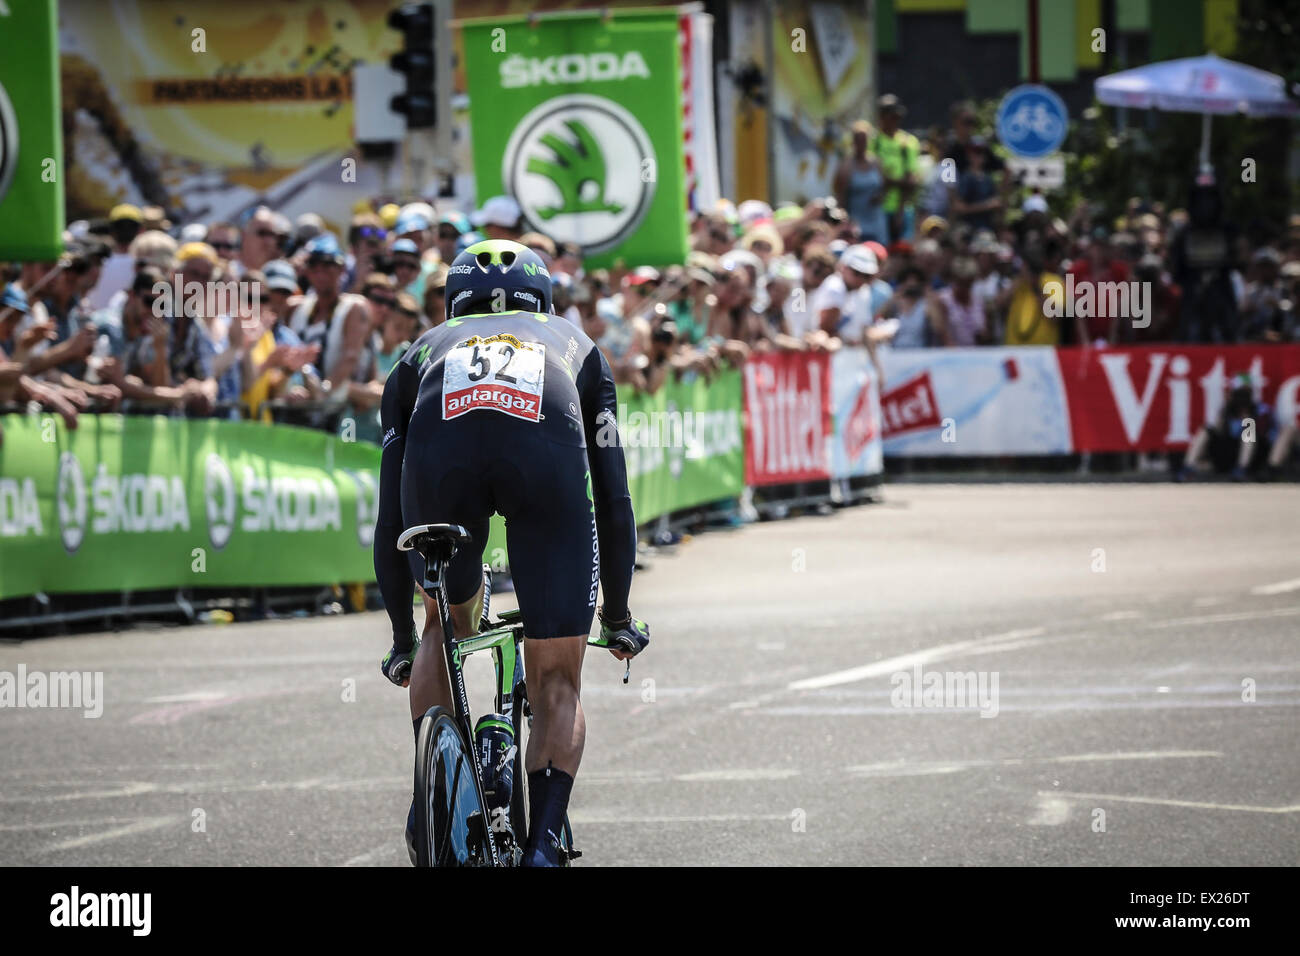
[4,93,1299,451]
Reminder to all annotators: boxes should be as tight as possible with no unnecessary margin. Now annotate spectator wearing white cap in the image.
[470,195,524,241]
[793,244,844,350]
[737,199,773,230]
[837,244,892,345]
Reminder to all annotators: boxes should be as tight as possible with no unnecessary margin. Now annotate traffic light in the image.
[388,3,435,129]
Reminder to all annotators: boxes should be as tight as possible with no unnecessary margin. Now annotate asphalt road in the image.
[3,484,1298,866]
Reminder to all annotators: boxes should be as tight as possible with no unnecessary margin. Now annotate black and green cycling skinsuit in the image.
[373,309,636,641]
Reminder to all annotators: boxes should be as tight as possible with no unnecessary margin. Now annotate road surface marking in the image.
[1045,791,1300,814]
[847,751,1220,778]
[1251,577,1300,596]
[787,627,1047,691]
[41,816,182,852]
[570,811,791,824]
[1100,610,1142,621]
[142,690,229,703]
[675,769,800,782]
[1146,606,1300,629]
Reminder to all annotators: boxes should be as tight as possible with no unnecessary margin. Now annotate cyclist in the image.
[373,238,650,867]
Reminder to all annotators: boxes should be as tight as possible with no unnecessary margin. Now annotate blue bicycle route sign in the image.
[996,84,1068,159]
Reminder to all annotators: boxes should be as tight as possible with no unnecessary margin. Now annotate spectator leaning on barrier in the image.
[795,243,843,351]
[836,243,889,346]
[88,268,182,404]
[1004,242,1064,346]
[289,235,371,389]
[878,263,945,348]
[1240,247,1288,343]
[1066,229,1132,345]
[240,264,316,421]
[708,257,764,359]
[85,203,142,311]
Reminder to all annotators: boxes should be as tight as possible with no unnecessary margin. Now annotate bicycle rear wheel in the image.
[414,706,491,867]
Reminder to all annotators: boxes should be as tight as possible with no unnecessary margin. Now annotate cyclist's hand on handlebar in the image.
[381,628,420,687]
[592,608,650,661]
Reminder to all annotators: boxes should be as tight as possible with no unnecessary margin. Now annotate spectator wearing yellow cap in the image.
[86,203,144,311]
[740,223,783,268]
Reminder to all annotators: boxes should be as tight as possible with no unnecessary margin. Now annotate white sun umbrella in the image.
[1095,53,1298,172]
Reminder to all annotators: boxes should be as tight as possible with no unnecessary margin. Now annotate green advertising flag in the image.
[0,0,63,261]
[0,415,378,601]
[463,10,689,269]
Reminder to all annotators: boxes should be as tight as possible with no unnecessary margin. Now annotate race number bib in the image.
[443,334,546,423]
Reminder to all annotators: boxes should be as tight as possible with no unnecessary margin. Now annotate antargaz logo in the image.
[0,79,16,206]
[503,94,655,255]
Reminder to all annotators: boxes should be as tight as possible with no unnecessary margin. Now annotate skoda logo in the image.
[0,80,16,206]
[503,93,655,255]
[346,469,377,548]
[204,454,235,550]
[666,400,685,480]
[56,452,87,554]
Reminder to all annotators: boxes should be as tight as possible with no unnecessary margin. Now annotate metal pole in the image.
[1199,112,1212,173]
[1027,0,1040,83]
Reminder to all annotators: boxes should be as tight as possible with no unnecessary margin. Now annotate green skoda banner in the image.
[0,415,379,601]
[618,370,744,520]
[0,0,63,261]
[462,9,689,269]
[0,374,744,601]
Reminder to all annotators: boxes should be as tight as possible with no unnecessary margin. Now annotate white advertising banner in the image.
[830,349,884,478]
[877,347,1073,456]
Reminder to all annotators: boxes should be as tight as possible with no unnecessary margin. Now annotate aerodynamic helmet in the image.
[444,238,553,320]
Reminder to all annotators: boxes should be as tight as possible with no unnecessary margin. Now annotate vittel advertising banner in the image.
[876,347,1073,456]
[743,351,832,485]
[1057,345,1300,451]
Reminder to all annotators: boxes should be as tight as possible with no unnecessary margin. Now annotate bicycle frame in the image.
[417,547,524,867]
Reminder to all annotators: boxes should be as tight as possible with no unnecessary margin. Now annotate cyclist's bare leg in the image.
[523,635,586,776]
[409,581,483,721]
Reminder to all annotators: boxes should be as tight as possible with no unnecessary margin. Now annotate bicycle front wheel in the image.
[414,706,492,867]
